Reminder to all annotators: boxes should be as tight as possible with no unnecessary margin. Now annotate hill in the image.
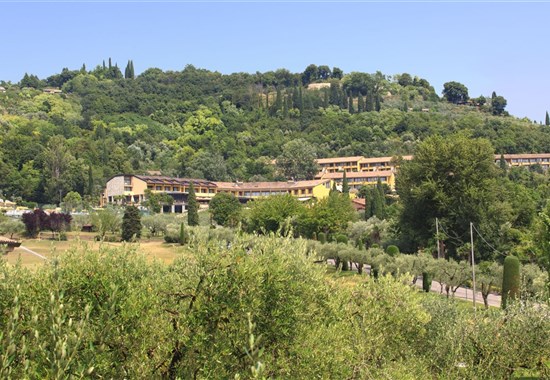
[0,61,549,204]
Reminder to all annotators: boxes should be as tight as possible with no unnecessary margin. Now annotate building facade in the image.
[102,175,333,211]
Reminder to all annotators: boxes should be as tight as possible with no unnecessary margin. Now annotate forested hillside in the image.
[1,60,549,205]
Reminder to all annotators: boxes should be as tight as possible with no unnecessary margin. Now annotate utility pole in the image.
[436,218,441,259]
[470,222,477,313]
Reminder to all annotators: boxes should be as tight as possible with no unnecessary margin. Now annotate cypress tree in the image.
[292,87,299,108]
[342,92,348,109]
[545,111,549,126]
[329,82,339,105]
[365,93,374,112]
[121,206,141,241]
[283,95,289,118]
[298,87,303,113]
[323,88,329,108]
[358,93,365,113]
[102,60,106,70]
[375,95,381,112]
[348,95,354,114]
[87,166,94,196]
[502,255,520,309]
[272,88,282,116]
[342,171,350,195]
[108,57,112,69]
[187,182,199,226]
[499,154,507,173]
[179,222,186,245]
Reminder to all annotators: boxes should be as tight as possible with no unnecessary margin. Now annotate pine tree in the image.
[121,205,141,241]
[187,182,199,226]
[342,171,350,195]
[545,111,549,126]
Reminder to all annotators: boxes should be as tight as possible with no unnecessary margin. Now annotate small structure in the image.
[0,237,22,253]
[43,88,62,94]
[0,86,6,93]
[81,224,94,233]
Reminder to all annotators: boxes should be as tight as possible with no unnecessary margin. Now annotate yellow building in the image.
[494,153,550,170]
[102,175,333,212]
[318,171,396,191]
[215,179,333,200]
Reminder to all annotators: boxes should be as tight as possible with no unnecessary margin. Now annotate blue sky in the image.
[1,1,548,121]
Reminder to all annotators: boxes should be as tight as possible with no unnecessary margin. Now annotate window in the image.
[244,192,251,197]
[173,187,179,191]
[156,186,162,191]
[124,186,132,192]
[209,189,215,193]
[252,191,261,197]
[124,176,131,186]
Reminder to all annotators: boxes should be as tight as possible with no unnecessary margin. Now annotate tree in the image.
[42,136,77,204]
[125,60,135,79]
[317,65,331,80]
[246,194,304,234]
[546,111,550,126]
[276,139,318,180]
[477,261,503,309]
[91,207,122,239]
[187,182,199,226]
[501,255,520,309]
[442,81,469,104]
[397,134,505,259]
[62,191,82,213]
[121,205,141,241]
[491,95,507,115]
[209,193,241,227]
[47,212,72,238]
[331,67,343,79]
[142,189,173,213]
[342,171,349,195]
[21,209,48,238]
[301,64,318,85]
[397,73,413,87]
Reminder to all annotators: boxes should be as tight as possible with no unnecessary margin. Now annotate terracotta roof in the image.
[359,155,412,164]
[215,179,330,191]
[319,171,394,180]
[0,237,20,245]
[316,156,364,164]
[496,153,550,159]
[135,175,217,187]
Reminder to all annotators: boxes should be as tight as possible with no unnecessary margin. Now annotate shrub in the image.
[335,234,348,244]
[422,272,432,292]
[502,255,520,309]
[386,245,400,256]
[318,232,326,244]
[121,206,141,241]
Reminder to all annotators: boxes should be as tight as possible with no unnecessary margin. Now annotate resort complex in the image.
[101,153,550,212]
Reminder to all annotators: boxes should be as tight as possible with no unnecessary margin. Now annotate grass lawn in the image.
[2,235,188,269]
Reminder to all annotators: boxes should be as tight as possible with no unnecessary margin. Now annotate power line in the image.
[471,223,507,258]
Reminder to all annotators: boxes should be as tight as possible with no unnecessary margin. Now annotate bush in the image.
[318,232,326,244]
[386,245,400,256]
[335,234,348,244]
[502,255,520,309]
[121,206,141,241]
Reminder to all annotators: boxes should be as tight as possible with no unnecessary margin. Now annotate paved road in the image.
[328,260,501,308]
[415,278,501,308]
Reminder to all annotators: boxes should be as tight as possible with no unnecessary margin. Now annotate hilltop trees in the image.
[442,81,469,104]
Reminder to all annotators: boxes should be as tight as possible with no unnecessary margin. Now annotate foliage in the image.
[209,192,241,227]
[397,134,513,260]
[246,194,303,234]
[121,205,141,241]
[142,189,173,213]
[90,206,122,239]
[442,81,469,104]
[386,245,400,256]
[502,255,520,309]
[276,139,318,180]
[187,183,199,226]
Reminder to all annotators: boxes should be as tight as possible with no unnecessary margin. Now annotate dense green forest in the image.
[1,60,549,206]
